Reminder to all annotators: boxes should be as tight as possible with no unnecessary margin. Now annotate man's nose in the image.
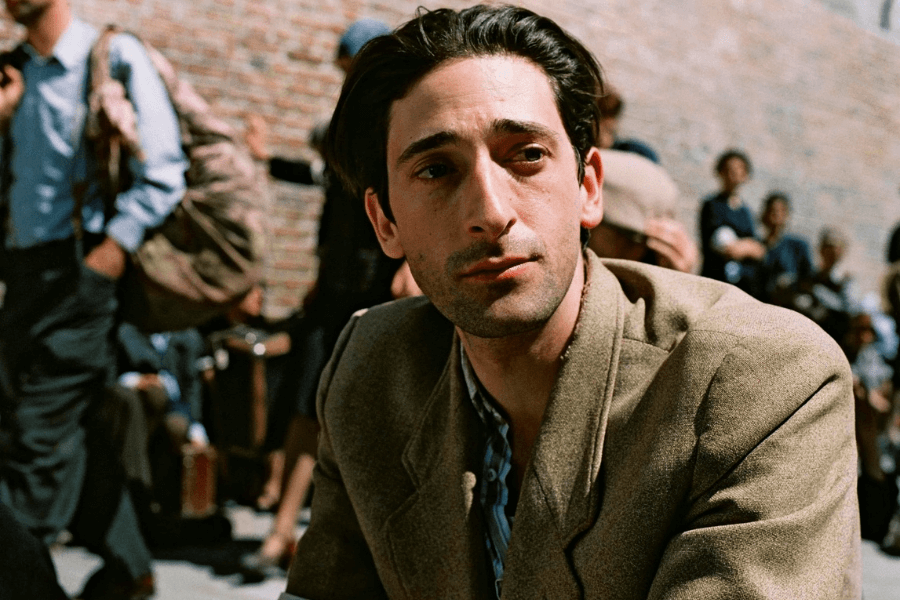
[462,158,516,239]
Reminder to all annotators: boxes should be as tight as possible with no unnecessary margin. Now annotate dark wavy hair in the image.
[763,191,790,213]
[324,4,605,221]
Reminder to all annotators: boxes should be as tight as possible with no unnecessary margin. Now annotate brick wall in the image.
[3,0,899,316]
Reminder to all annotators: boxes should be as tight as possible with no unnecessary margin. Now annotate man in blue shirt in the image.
[0,0,185,597]
[698,149,766,297]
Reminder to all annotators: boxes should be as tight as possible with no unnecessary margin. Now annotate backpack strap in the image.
[81,24,122,232]
[83,25,151,233]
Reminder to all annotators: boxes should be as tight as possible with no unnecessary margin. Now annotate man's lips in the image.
[458,256,534,281]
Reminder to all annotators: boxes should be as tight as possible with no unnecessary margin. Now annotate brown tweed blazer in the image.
[286,252,861,599]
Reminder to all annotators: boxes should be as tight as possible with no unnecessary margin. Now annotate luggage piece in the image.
[180,444,217,519]
[86,26,266,332]
[207,326,290,504]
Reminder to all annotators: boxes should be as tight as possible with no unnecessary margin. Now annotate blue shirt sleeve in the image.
[104,34,186,252]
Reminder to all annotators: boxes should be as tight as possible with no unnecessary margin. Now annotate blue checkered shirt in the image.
[460,347,515,600]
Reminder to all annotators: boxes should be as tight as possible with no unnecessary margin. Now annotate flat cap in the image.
[600,149,679,234]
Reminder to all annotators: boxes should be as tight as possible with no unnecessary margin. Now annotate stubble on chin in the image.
[428,257,570,339]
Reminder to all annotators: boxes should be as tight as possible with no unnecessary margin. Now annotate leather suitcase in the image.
[181,444,217,519]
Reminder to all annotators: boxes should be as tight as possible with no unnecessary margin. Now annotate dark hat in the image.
[338,19,391,59]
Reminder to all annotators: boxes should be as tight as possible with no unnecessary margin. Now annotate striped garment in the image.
[460,348,515,600]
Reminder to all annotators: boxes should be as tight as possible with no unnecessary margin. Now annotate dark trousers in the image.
[0,237,152,579]
[0,502,67,599]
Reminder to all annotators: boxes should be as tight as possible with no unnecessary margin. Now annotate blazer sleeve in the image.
[284,312,389,600]
[648,330,861,599]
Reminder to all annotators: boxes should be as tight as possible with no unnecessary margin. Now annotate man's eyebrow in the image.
[394,120,559,168]
[491,118,559,140]
[396,131,458,168]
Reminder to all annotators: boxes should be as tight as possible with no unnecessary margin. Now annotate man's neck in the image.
[724,189,742,208]
[458,252,586,426]
[25,2,71,57]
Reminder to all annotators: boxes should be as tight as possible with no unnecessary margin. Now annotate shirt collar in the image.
[459,344,480,401]
[23,18,97,70]
[460,344,508,429]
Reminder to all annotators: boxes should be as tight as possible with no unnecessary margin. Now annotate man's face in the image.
[334,55,353,76]
[819,242,845,271]
[762,199,789,231]
[597,116,618,149]
[588,223,648,263]
[5,0,53,25]
[719,157,749,192]
[366,55,602,338]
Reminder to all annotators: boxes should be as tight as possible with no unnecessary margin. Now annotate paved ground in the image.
[52,505,295,600]
[52,507,900,599]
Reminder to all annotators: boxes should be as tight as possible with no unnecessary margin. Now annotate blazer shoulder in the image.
[343,296,454,358]
[320,296,455,416]
[682,293,853,495]
[601,258,844,367]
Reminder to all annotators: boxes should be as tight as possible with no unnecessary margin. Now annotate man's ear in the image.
[364,189,406,259]
[579,147,603,230]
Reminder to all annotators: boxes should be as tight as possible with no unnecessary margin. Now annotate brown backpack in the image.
[86,25,266,332]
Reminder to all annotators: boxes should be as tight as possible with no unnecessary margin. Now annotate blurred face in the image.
[335,55,353,76]
[5,0,53,25]
[762,199,789,232]
[365,55,603,338]
[819,242,845,271]
[588,223,647,262]
[718,157,749,193]
[597,116,618,149]
[846,314,875,353]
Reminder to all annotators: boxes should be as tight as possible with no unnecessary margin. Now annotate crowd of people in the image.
[695,148,900,557]
[0,1,894,599]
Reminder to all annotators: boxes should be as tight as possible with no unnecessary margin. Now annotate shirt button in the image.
[486,468,498,482]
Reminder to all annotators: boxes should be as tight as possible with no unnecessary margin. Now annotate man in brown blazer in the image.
[281,5,860,599]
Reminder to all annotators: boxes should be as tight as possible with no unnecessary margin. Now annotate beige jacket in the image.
[285,252,861,599]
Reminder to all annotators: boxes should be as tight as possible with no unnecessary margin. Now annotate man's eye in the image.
[417,163,450,179]
[517,147,545,162]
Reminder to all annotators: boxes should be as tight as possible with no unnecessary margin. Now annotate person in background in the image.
[111,323,208,534]
[805,227,859,343]
[0,502,69,599]
[758,192,814,306]
[596,87,660,164]
[239,18,421,582]
[588,148,697,273]
[843,310,898,548]
[698,149,766,296]
[0,0,186,596]
[244,18,393,185]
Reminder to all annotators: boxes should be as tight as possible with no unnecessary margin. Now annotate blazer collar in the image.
[387,335,490,598]
[500,252,624,597]
[391,251,624,598]
[519,250,623,538]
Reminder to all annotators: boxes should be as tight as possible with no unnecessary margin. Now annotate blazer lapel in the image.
[503,254,625,598]
[384,335,490,600]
